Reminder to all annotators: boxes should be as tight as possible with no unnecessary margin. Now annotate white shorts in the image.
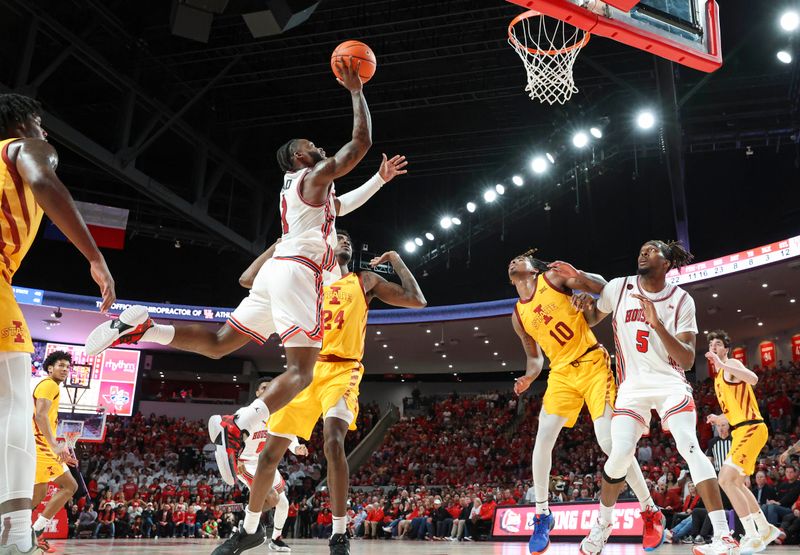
[228,256,323,348]
[236,462,285,494]
[612,384,696,434]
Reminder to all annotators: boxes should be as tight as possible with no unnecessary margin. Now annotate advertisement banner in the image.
[759,341,776,369]
[731,346,747,367]
[32,484,68,539]
[792,334,800,364]
[493,502,643,538]
[100,349,140,383]
[97,381,135,415]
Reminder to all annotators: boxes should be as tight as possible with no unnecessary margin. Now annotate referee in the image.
[705,420,733,471]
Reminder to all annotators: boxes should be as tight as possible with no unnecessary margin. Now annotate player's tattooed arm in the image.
[512,313,544,395]
[570,292,610,327]
[239,238,280,289]
[547,261,606,294]
[364,251,427,308]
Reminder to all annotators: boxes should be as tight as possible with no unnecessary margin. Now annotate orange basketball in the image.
[331,40,377,84]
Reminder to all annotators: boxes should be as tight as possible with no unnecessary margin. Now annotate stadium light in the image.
[466,201,477,212]
[403,241,416,253]
[777,50,793,64]
[512,175,524,186]
[780,10,799,31]
[483,190,497,203]
[425,232,435,241]
[451,217,462,225]
[495,184,505,195]
[636,110,656,130]
[590,127,603,139]
[414,237,423,247]
[440,216,453,229]
[531,156,548,174]
[572,131,589,148]
[546,152,555,164]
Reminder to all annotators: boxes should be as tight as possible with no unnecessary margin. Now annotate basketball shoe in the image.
[210,524,266,555]
[739,534,765,555]
[528,512,555,555]
[579,519,612,555]
[33,530,53,554]
[692,535,740,555]
[0,530,43,554]
[641,507,666,551]
[208,414,246,487]
[759,523,781,547]
[329,533,350,555]
[85,305,152,356]
[268,537,291,552]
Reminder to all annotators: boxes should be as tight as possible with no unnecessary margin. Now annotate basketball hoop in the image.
[62,431,82,450]
[508,9,591,105]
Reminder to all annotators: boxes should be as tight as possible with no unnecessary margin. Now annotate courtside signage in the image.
[493,502,643,538]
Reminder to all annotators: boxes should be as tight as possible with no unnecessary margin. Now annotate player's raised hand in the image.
[514,374,534,396]
[294,444,309,457]
[570,292,595,312]
[91,258,116,313]
[378,154,408,182]
[631,294,659,328]
[335,58,363,92]
[369,251,399,268]
[548,261,579,280]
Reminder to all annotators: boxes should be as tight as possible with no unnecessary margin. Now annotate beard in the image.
[336,251,352,265]
[309,150,324,164]
[636,266,651,276]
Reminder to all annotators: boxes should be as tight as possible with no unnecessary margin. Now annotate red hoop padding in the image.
[508,9,591,56]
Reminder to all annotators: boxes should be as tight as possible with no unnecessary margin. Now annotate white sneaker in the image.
[0,531,43,554]
[739,534,765,555]
[759,524,781,546]
[85,305,152,355]
[268,538,291,552]
[692,535,740,555]
[579,519,612,555]
[208,415,235,486]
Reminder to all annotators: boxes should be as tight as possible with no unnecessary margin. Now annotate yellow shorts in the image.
[34,441,67,485]
[542,348,616,428]
[268,359,364,440]
[0,281,33,352]
[726,422,768,476]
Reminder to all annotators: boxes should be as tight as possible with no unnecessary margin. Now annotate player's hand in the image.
[294,444,309,457]
[630,294,660,328]
[548,261,580,280]
[90,258,116,313]
[378,154,408,183]
[514,375,534,396]
[705,351,722,366]
[570,292,595,312]
[778,449,791,466]
[370,251,399,268]
[706,414,724,426]
[336,58,363,92]
[65,450,79,467]
[54,441,70,462]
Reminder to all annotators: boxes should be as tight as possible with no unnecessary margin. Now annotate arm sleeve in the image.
[596,277,624,314]
[335,173,385,216]
[676,293,698,335]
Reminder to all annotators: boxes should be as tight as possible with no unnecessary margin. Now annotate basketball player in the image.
[554,241,739,555]
[30,351,78,553]
[211,377,308,553]
[0,94,116,555]
[705,330,781,553]
[218,230,425,555]
[508,251,659,555]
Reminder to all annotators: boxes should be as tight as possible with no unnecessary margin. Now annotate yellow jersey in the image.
[514,273,598,372]
[32,377,61,445]
[320,272,369,361]
[713,366,763,427]
[0,138,44,353]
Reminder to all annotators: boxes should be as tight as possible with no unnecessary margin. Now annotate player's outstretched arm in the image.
[305,60,372,196]
[704,352,758,385]
[364,251,426,309]
[548,261,606,294]
[512,312,544,396]
[16,139,116,312]
[570,292,610,327]
[239,238,280,289]
[335,154,408,217]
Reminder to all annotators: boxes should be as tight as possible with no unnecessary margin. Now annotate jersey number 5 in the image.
[636,330,650,353]
[323,309,345,330]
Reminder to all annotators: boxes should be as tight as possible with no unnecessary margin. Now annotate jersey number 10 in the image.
[549,321,575,347]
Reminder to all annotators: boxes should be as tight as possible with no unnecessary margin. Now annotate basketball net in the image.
[508,10,591,105]
[62,431,81,454]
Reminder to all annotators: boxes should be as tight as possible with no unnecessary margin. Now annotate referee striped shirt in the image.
[705,436,732,472]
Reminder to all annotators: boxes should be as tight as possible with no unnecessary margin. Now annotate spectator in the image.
[67,505,80,539]
[312,507,333,539]
[763,465,800,526]
[115,505,130,538]
[752,470,777,505]
[173,504,187,538]
[432,498,453,540]
[93,506,116,539]
[141,502,155,538]
[156,503,174,538]
[77,503,98,537]
[200,519,218,539]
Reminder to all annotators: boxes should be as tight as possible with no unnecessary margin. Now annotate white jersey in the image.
[239,419,299,464]
[273,168,338,275]
[598,276,697,396]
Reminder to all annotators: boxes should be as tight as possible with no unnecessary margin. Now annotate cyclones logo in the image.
[500,509,521,533]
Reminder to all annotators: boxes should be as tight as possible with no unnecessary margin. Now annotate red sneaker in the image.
[208,414,246,486]
[85,305,153,355]
[641,507,666,551]
[35,529,55,553]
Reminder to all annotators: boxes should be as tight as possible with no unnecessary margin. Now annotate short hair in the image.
[255,376,271,388]
[707,329,731,348]
[512,248,550,274]
[276,139,300,172]
[0,94,42,138]
[336,229,352,242]
[644,240,694,270]
[43,350,71,372]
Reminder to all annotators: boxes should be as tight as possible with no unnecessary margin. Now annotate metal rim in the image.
[508,9,591,56]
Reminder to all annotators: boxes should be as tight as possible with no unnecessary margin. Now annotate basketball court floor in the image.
[44,538,795,554]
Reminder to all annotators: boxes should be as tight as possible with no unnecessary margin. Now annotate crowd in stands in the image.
[54,361,800,545]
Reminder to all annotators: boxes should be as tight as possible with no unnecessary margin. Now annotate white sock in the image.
[272,493,288,540]
[271,526,283,540]
[32,514,49,532]
[332,515,347,536]
[2,510,34,551]
[753,510,770,535]
[741,514,758,537]
[536,501,550,516]
[235,398,270,433]
[141,323,175,345]
[708,509,729,538]
[243,507,261,535]
[599,502,615,526]
[639,495,657,512]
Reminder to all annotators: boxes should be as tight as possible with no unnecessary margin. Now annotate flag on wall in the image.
[44,201,128,249]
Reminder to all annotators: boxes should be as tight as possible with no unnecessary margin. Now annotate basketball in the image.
[331,40,377,83]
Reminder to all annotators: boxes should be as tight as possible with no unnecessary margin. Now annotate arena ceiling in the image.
[2,0,799,309]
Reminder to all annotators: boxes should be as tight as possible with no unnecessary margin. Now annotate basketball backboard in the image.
[506,0,722,72]
[56,405,107,444]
